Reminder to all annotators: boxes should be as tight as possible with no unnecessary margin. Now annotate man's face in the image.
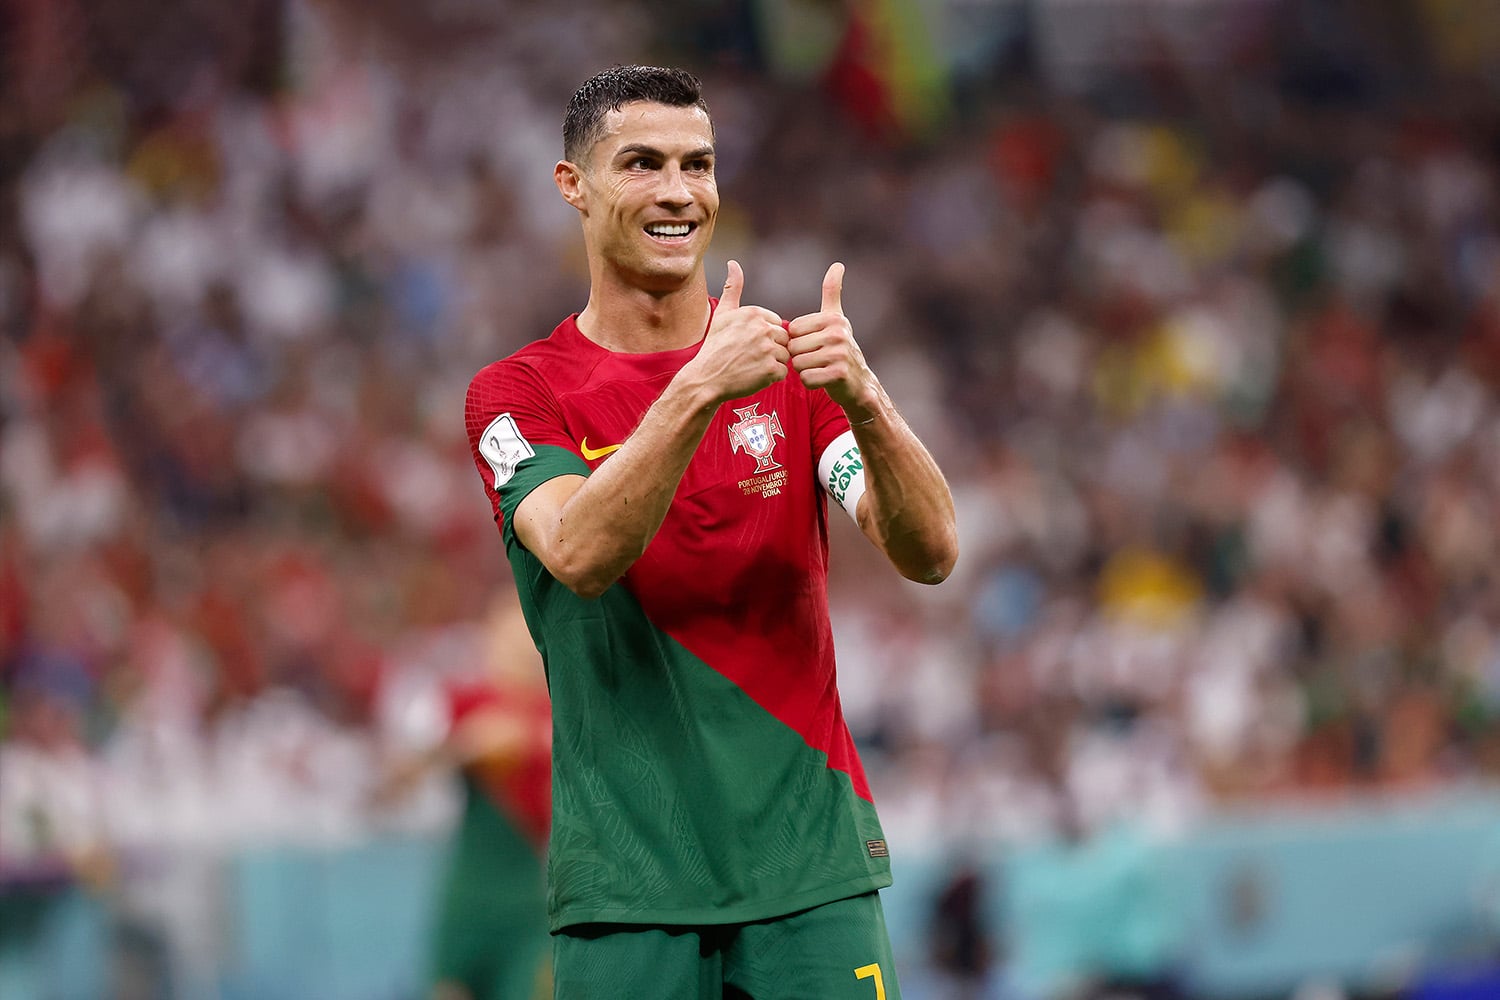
[569,101,718,292]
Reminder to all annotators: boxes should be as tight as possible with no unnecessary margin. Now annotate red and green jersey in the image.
[464,306,890,932]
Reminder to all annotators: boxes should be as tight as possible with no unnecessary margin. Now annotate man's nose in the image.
[656,164,693,207]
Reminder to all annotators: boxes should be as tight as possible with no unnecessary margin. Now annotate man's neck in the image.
[575,273,713,354]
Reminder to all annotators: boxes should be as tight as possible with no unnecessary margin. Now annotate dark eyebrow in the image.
[616,143,716,161]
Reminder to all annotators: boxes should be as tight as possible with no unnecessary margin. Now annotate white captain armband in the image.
[817,430,866,523]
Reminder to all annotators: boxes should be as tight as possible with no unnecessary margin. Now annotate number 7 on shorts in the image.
[854,963,886,1000]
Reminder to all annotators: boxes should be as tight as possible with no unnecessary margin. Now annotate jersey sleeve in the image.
[808,383,850,458]
[465,359,590,546]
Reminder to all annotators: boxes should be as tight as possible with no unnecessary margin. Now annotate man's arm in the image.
[512,262,790,599]
[789,263,958,584]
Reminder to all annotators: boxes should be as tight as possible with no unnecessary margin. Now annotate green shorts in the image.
[552,891,901,1000]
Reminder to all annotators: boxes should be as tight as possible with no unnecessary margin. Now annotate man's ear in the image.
[555,160,587,211]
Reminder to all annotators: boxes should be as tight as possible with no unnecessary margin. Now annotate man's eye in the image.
[631,157,655,169]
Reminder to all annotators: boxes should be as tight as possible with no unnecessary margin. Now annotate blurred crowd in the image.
[4,0,1500,989]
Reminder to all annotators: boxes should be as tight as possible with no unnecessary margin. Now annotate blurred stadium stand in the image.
[6,1,1500,998]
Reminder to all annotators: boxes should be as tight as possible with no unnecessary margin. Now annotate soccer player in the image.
[463,65,958,999]
[428,597,553,1000]
[373,594,553,1000]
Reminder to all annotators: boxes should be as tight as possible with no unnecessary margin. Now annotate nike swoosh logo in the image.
[579,438,623,461]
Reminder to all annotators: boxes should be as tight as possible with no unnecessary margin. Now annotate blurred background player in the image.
[374,592,552,1000]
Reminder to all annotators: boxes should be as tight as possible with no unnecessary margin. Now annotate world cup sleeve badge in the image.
[728,403,785,473]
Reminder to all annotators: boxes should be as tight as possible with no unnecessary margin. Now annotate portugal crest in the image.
[728,403,785,473]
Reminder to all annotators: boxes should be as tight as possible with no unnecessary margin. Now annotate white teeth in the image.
[646,223,691,237]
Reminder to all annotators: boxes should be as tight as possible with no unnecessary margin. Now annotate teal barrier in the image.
[1002,823,1179,997]
[221,838,444,1000]
[0,885,108,1000]
[1166,797,1500,999]
[0,839,444,1000]
[997,793,1500,999]
[7,796,1500,1000]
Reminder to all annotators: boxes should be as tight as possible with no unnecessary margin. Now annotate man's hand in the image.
[683,260,789,405]
[788,260,958,584]
[787,262,878,416]
[514,261,791,599]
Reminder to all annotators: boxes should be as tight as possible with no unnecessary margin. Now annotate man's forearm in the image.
[850,392,958,585]
[521,372,720,598]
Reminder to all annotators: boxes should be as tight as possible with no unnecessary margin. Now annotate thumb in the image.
[821,261,845,315]
[719,259,744,312]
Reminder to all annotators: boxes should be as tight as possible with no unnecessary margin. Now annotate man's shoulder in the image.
[466,355,528,411]
[468,318,580,391]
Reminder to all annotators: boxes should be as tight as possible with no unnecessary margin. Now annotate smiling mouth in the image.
[644,222,696,242]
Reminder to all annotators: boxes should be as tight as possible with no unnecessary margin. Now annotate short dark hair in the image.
[563,65,712,164]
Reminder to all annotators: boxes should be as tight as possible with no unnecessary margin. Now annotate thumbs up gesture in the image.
[716,257,747,313]
[688,260,790,404]
[787,263,876,412]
